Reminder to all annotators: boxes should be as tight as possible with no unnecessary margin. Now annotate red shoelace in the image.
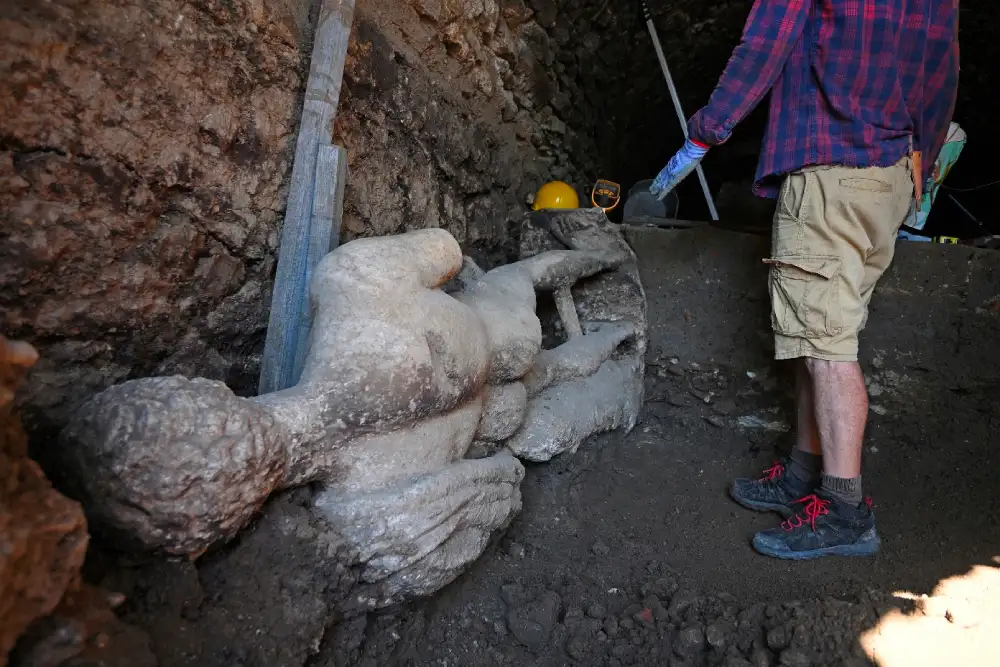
[759,461,785,481]
[781,494,830,532]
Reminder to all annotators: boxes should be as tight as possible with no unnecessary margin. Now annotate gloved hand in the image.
[649,139,709,201]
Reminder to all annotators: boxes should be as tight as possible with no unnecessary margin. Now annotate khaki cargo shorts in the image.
[768,156,914,362]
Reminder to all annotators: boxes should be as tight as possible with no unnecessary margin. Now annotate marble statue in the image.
[59,209,647,607]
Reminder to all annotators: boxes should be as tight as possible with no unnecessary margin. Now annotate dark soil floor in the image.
[316,352,1000,667]
[86,231,1000,667]
[306,231,1000,667]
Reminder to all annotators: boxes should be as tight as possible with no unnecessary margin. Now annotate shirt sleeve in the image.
[687,0,810,146]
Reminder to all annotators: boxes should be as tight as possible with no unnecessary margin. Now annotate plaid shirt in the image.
[688,0,959,198]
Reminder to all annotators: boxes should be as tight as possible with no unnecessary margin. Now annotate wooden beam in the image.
[259,0,356,395]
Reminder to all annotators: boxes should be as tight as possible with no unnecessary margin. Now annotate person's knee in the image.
[803,357,830,376]
[802,358,867,399]
[802,357,859,378]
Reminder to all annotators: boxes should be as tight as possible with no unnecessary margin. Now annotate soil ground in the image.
[93,229,1000,667]
[320,229,1000,667]
[320,359,1000,666]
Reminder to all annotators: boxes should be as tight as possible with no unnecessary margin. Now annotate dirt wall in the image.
[0,0,618,445]
[1,0,318,444]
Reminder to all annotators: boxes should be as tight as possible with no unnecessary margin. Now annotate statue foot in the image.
[506,357,643,462]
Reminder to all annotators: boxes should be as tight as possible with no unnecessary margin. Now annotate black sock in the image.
[821,473,863,506]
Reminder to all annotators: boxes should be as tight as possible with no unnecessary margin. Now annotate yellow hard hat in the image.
[532,181,579,211]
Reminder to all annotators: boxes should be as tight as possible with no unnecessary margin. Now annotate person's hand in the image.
[649,139,709,201]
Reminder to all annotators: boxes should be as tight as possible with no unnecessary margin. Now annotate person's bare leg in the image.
[782,360,823,491]
[803,358,867,504]
[794,360,821,455]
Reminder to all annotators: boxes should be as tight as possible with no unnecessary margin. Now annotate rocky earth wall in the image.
[0,336,158,667]
[0,0,635,445]
[1,0,318,443]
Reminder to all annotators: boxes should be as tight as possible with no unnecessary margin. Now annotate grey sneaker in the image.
[752,493,880,560]
[730,460,816,518]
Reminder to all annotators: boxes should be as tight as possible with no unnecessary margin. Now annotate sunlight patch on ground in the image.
[861,559,1000,666]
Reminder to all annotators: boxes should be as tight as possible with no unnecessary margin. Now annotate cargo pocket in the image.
[766,255,844,338]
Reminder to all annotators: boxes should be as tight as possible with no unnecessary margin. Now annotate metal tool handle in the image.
[642,1,719,221]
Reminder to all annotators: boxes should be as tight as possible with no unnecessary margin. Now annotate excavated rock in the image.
[1,337,155,667]
[0,0,316,438]
[2,0,611,447]
[0,337,88,666]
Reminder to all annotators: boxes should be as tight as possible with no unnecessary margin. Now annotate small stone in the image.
[649,577,679,600]
[507,614,547,649]
[507,591,562,649]
[603,617,619,638]
[634,608,655,629]
[587,603,607,619]
[751,648,774,667]
[766,626,790,651]
[531,0,557,27]
[642,595,666,621]
[689,388,714,403]
[566,634,589,661]
[668,394,688,407]
[501,91,518,122]
[870,404,887,416]
[705,415,726,428]
[508,542,526,559]
[501,583,525,607]
[669,590,698,618]
[675,625,706,656]
[706,620,731,649]
[592,541,611,557]
[668,366,686,377]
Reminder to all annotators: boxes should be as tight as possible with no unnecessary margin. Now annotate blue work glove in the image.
[649,139,709,201]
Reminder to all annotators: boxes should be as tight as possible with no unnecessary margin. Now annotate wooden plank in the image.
[291,143,348,383]
[259,0,356,395]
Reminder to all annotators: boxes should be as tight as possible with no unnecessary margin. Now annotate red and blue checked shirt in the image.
[688,0,959,198]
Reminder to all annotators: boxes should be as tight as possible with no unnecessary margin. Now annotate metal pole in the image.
[642,1,719,221]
